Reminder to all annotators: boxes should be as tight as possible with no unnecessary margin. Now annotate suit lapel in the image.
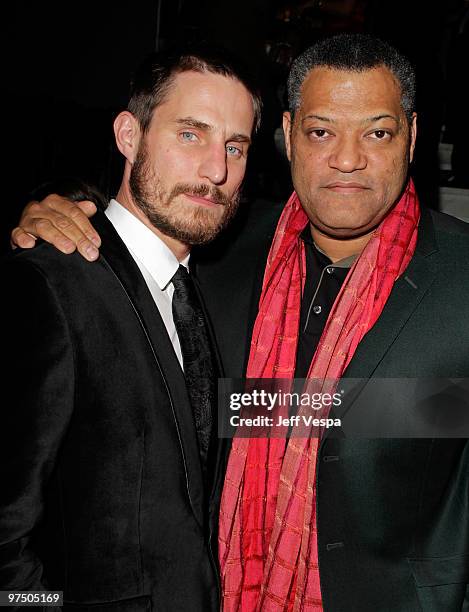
[344,206,438,379]
[325,207,439,431]
[94,211,205,527]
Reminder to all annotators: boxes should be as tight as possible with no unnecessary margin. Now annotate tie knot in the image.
[171,264,190,289]
[171,265,195,305]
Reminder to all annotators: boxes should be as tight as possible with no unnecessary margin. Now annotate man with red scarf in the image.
[10,35,469,611]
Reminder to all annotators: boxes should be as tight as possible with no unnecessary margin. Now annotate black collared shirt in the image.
[294,226,354,379]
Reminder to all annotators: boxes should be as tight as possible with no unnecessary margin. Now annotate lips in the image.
[183,193,220,207]
[324,182,370,193]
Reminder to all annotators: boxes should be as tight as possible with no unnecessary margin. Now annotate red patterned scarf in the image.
[219,180,420,611]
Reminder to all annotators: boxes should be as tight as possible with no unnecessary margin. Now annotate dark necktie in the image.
[171,264,215,472]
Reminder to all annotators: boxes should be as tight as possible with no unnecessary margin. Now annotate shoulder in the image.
[2,209,121,282]
[2,242,92,284]
[428,209,469,260]
[2,234,120,310]
[1,247,76,339]
[412,209,469,310]
[430,209,469,237]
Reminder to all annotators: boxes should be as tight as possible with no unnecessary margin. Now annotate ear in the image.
[409,112,417,163]
[113,111,141,163]
[282,111,293,161]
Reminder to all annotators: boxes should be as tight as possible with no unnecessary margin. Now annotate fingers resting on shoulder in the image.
[10,194,101,262]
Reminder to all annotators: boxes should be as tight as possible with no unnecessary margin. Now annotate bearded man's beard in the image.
[129,142,241,245]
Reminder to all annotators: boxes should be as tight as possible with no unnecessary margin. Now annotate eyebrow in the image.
[176,117,212,130]
[302,114,332,123]
[302,113,400,125]
[228,133,252,144]
[364,114,400,125]
[175,116,252,145]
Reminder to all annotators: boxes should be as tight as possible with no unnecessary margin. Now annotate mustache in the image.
[168,183,233,207]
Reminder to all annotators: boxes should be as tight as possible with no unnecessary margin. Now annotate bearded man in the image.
[0,45,260,611]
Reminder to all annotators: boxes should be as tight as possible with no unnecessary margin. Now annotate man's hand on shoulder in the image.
[11,194,101,261]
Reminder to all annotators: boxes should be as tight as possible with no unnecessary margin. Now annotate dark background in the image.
[2,0,468,253]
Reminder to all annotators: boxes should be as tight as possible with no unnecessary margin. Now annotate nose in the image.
[328,135,367,173]
[198,144,228,185]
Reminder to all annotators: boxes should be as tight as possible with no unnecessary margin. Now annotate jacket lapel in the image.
[94,211,205,527]
[326,207,439,430]
[344,206,438,380]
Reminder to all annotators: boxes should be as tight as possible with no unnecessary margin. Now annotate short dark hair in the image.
[287,34,416,123]
[127,43,262,134]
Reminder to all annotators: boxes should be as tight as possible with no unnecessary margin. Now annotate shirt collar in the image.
[300,223,357,269]
[105,198,190,289]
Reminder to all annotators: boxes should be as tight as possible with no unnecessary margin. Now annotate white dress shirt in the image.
[105,198,189,369]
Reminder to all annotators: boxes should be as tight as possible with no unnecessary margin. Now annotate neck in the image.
[116,183,190,262]
[310,225,373,262]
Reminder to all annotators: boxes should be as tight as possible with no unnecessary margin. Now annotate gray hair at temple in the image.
[287,33,416,123]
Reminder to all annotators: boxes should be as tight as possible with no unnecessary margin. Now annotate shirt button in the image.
[326,267,335,274]
[313,305,322,315]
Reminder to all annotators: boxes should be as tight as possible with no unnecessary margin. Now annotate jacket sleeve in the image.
[0,258,75,590]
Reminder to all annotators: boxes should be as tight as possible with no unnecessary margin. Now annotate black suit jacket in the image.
[196,203,469,612]
[0,212,220,611]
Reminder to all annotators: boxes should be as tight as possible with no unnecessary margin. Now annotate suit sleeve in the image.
[0,258,75,590]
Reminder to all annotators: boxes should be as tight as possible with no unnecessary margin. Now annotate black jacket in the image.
[1,212,220,611]
[196,203,469,612]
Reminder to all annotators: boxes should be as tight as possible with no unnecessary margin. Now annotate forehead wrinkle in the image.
[298,66,404,120]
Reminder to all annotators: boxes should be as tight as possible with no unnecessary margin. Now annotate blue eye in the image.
[181,131,197,141]
[227,145,241,157]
